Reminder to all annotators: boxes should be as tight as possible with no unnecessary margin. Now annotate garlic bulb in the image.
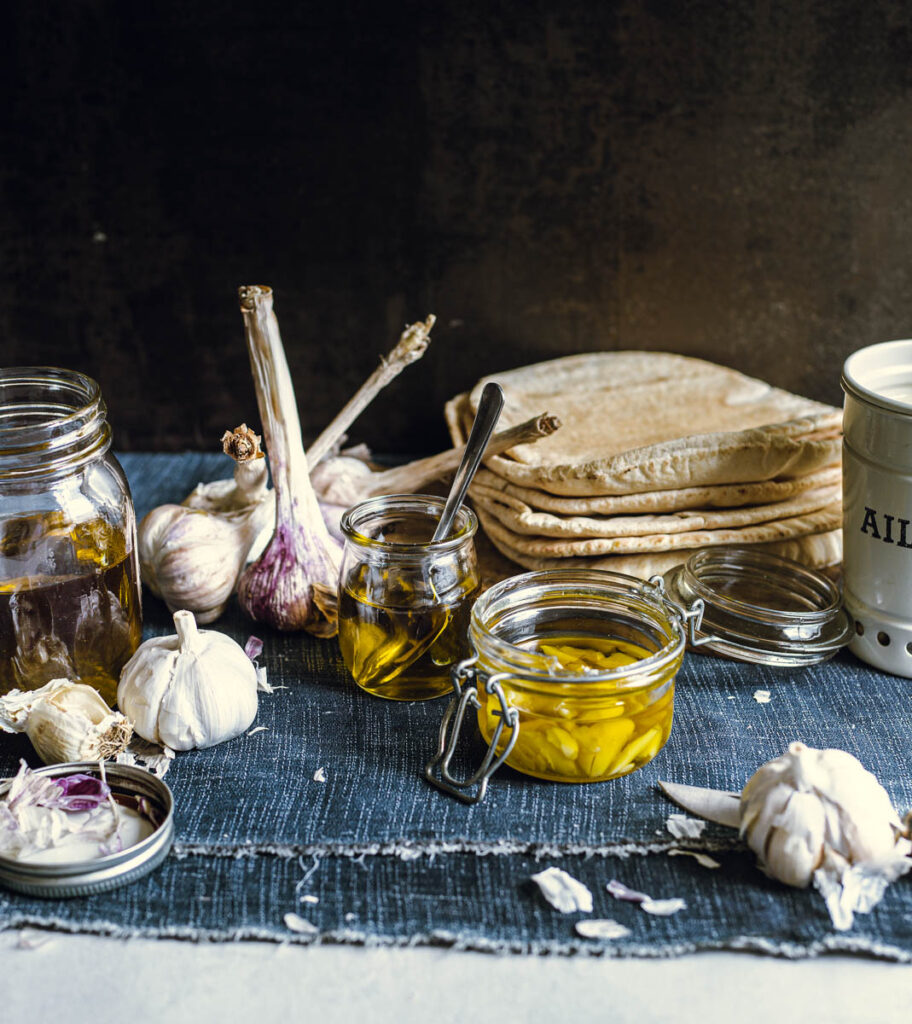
[0,679,133,764]
[310,414,562,510]
[138,426,274,624]
[740,742,911,929]
[117,609,258,750]
[139,504,266,625]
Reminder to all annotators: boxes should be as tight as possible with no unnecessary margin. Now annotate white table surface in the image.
[4,931,909,1024]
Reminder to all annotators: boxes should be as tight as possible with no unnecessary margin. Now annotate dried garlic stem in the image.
[184,424,269,514]
[307,315,435,466]
[365,413,561,496]
[236,286,341,636]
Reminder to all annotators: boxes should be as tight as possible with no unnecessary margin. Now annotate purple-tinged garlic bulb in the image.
[235,285,341,636]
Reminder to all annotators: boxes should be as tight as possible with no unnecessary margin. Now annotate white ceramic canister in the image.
[842,339,912,676]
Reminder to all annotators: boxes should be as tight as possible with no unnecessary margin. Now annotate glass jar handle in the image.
[424,656,520,804]
[648,575,717,648]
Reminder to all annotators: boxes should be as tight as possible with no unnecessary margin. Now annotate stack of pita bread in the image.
[445,352,843,579]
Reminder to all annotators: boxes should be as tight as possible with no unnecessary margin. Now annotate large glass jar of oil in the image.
[0,368,142,705]
[338,494,480,701]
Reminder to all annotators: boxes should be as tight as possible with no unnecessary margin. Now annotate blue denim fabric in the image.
[1,453,910,958]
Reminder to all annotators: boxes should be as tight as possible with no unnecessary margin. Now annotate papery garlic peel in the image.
[117,609,258,750]
[740,741,906,889]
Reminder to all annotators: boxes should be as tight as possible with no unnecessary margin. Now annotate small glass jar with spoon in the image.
[337,383,504,700]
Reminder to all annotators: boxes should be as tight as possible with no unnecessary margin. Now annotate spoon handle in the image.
[432,381,505,543]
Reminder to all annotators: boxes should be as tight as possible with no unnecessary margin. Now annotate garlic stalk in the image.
[117,609,258,750]
[0,679,133,764]
[236,285,342,635]
[306,315,435,467]
[183,424,271,515]
[311,413,562,508]
[740,742,912,930]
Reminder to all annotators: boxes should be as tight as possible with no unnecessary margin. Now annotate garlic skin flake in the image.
[0,679,133,765]
[531,866,594,913]
[740,742,912,929]
[117,609,258,751]
[575,919,631,940]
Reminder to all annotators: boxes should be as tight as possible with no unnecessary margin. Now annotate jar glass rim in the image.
[469,568,686,690]
[0,367,110,480]
[340,493,478,555]
[679,547,842,624]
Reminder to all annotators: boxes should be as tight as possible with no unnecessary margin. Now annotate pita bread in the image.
[470,465,842,515]
[483,523,842,578]
[472,484,841,540]
[446,352,841,495]
[478,503,841,557]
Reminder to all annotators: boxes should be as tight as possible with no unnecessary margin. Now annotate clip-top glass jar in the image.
[426,569,688,803]
[0,368,142,704]
[338,494,480,701]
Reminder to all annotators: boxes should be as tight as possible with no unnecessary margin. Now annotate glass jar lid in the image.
[661,547,852,666]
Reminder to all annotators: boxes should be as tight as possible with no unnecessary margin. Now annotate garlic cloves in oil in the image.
[0,679,133,765]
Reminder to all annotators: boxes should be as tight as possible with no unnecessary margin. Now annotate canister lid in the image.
[0,762,174,898]
[662,548,852,666]
[842,338,912,416]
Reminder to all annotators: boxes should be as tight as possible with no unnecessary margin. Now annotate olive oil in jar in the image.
[0,513,142,706]
[338,495,481,701]
[339,565,478,700]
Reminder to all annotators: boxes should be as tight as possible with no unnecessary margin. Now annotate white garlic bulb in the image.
[139,503,268,625]
[117,609,258,750]
[0,679,133,764]
[138,426,274,625]
[740,742,911,929]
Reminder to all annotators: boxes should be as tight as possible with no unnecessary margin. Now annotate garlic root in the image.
[183,424,270,514]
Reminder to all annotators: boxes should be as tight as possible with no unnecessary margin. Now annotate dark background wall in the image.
[4,1,912,453]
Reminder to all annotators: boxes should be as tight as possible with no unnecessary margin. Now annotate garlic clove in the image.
[759,790,827,887]
[0,679,133,765]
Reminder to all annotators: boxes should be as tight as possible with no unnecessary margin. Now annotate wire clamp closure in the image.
[648,574,714,648]
[424,656,520,804]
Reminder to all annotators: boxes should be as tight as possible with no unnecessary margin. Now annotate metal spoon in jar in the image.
[432,381,505,542]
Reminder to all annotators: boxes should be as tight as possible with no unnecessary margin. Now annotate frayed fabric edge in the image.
[0,915,909,963]
[171,836,744,861]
